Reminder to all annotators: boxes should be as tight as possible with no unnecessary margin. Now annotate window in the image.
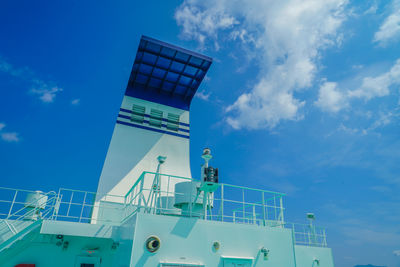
[166,113,180,131]
[131,104,145,123]
[149,109,163,128]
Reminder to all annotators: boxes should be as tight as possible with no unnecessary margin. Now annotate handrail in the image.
[0,173,327,249]
[124,171,285,200]
[6,191,57,220]
[124,172,146,199]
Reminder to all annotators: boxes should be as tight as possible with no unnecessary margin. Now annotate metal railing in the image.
[287,223,328,247]
[123,172,286,226]
[0,187,58,221]
[0,172,328,247]
[0,187,59,248]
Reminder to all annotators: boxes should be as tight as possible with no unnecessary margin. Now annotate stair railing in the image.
[0,191,59,243]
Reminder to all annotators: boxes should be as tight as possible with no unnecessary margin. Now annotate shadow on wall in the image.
[170,216,198,238]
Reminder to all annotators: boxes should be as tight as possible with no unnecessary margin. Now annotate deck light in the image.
[261,247,270,260]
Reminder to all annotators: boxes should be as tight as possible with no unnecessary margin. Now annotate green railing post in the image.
[279,196,284,227]
[262,192,266,226]
[221,184,224,222]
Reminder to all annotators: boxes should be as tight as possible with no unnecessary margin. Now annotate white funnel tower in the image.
[95,36,212,202]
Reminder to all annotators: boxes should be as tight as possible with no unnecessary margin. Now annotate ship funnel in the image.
[94,35,212,204]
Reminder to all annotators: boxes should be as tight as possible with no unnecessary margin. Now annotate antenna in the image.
[306,213,315,225]
[148,156,167,214]
[306,213,317,245]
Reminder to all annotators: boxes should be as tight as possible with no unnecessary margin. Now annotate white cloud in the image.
[1,132,20,142]
[0,123,20,143]
[373,0,400,46]
[349,59,400,100]
[0,57,63,103]
[338,123,359,134]
[175,0,349,129]
[352,64,364,70]
[30,86,63,103]
[370,185,391,193]
[226,80,305,129]
[364,1,378,15]
[336,111,394,136]
[316,59,400,115]
[195,90,210,101]
[174,1,239,49]
[71,98,80,105]
[315,82,348,113]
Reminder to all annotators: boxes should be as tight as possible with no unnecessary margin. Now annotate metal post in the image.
[279,197,284,226]
[53,188,62,221]
[262,192,266,226]
[203,191,207,220]
[221,184,224,222]
[166,175,171,214]
[66,191,74,217]
[7,190,18,219]
[137,174,144,212]
[189,180,193,217]
[79,192,87,223]
[291,223,298,267]
[207,192,213,220]
[242,189,245,223]
[252,204,256,224]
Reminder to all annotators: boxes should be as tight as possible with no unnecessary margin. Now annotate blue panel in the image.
[146,42,161,53]
[157,57,171,69]
[175,51,190,62]
[175,85,187,95]
[183,65,198,76]
[125,36,212,110]
[148,77,162,88]
[166,72,179,83]
[189,57,203,67]
[139,64,153,75]
[152,67,166,77]
[171,61,185,73]
[162,81,174,92]
[179,76,192,86]
[135,74,148,84]
[142,52,157,65]
[160,47,175,58]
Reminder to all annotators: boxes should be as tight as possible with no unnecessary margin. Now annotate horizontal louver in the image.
[166,113,180,131]
[131,104,145,123]
[149,109,163,128]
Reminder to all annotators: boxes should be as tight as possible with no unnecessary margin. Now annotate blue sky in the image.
[0,0,399,266]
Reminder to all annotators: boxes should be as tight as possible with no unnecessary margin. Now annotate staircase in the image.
[0,191,59,254]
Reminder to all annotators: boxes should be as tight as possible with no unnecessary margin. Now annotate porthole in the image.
[145,236,161,253]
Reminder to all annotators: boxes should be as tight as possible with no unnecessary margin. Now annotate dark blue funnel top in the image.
[125,36,213,110]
